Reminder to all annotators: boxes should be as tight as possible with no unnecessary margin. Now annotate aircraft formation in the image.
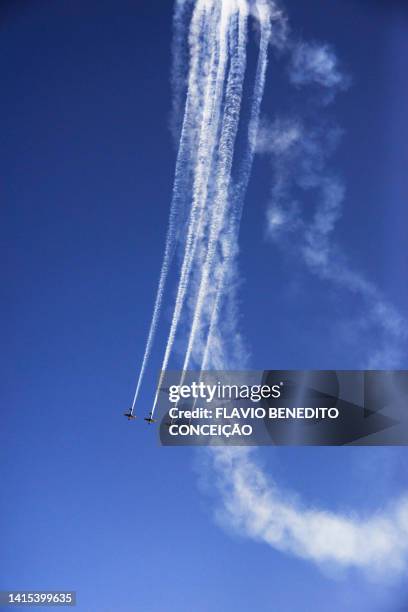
[123,410,156,424]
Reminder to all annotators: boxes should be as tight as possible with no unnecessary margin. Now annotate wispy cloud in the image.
[289,41,350,95]
[255,116,303,155]
[211,447,408,576]
[258,109,407,368]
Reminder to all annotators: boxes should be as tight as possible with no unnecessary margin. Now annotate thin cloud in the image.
[258,112,407,366]
[255,116,303,155]
[211,447,408,576]
[289,41,350,92]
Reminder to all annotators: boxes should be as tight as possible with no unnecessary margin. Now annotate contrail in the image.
[179,1,248,376]
[143,0,277,412]
[202,7,271,369]
[129,0,213,414]
[171,0,193,143]
[151,0,237,415]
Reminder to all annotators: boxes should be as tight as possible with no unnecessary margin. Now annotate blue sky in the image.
[2,1,408,611]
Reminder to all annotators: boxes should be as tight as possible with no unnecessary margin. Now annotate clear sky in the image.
[2,1,408,611]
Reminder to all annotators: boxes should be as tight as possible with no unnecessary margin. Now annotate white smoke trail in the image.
[151,0,239,415]
[210,447,408,576]
[129,0,212,413]
[179,1,249,376]
[171,0,193,143]
[202,5,272,369]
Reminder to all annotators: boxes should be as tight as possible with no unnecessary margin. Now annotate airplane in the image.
[144,412,156,424]
[123,411,136,421]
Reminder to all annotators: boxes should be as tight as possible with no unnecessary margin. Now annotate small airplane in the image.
[123,411,136,421]
[144,412,156,424]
